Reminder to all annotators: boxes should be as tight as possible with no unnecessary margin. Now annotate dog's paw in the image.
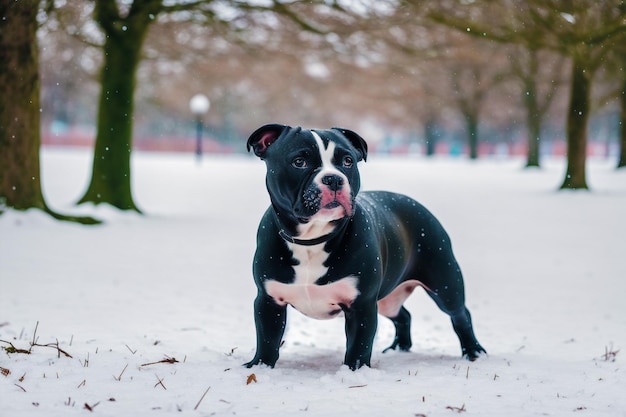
[243,357,276,368]
[344,358,370,371]
[463,346,487,361]
[382,341,411,354]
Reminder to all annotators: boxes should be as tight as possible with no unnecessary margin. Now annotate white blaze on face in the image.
[311,131,343,181]
[296,132,352,240]
[264,243,360,320]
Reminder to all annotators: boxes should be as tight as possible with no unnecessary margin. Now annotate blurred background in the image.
[37,0,624,159]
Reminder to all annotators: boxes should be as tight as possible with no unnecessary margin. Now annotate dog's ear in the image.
[247,124,288,158]
[332,127,368,162]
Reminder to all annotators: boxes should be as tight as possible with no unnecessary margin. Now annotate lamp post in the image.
[189,94,210,159]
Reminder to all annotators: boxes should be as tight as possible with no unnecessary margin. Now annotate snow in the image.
[1,148,625,416]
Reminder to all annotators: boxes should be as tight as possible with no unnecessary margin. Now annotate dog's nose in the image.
[322,174,344,191]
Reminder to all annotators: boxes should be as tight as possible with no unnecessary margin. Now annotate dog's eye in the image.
[342,156,354,168]
[292,157,307,168]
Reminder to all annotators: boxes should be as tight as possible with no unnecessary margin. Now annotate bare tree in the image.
[76,0,165,212]
[509,47,565,167]
[446,40,509,159]
[428,0,626,189]
[343,6,522,158]
[0,0,97,224]
[600,33,626,169]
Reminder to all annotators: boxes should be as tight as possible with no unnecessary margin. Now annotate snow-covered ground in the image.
[1,148,625,417]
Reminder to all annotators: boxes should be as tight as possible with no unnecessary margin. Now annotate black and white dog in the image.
[245,124,485,370]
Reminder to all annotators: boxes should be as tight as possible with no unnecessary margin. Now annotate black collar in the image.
[279,218,349,246]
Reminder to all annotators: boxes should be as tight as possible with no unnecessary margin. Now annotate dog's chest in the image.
[264,244,360,320]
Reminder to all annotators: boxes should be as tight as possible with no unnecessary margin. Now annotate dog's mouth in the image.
[299,198,352,223]
[295,181,354,223]
[296,202,344,223]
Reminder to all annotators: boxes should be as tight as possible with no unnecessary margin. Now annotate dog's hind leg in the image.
[425,287,486,361]
[413,227,486,360]
[378,281,422,353]
[382,305,412,353]
[449,306,485,360]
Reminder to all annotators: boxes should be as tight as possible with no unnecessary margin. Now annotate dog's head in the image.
[247,124,368,237]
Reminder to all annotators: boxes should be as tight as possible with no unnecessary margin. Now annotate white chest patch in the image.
[264,243,360,320]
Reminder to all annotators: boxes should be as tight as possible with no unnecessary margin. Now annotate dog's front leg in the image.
[343,302,378,370]
[244,293,286,368]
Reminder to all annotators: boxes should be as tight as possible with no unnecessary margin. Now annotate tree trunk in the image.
[466,112,479,159]
[560,56,590,190]
[523,61,541,168]
[618,75,626,169]
[0,3,46,212]
[77,35,143,211]
[526,109,541,168]
[78,0,159,211]
[0,2,98,224]
[424,116,438,156]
